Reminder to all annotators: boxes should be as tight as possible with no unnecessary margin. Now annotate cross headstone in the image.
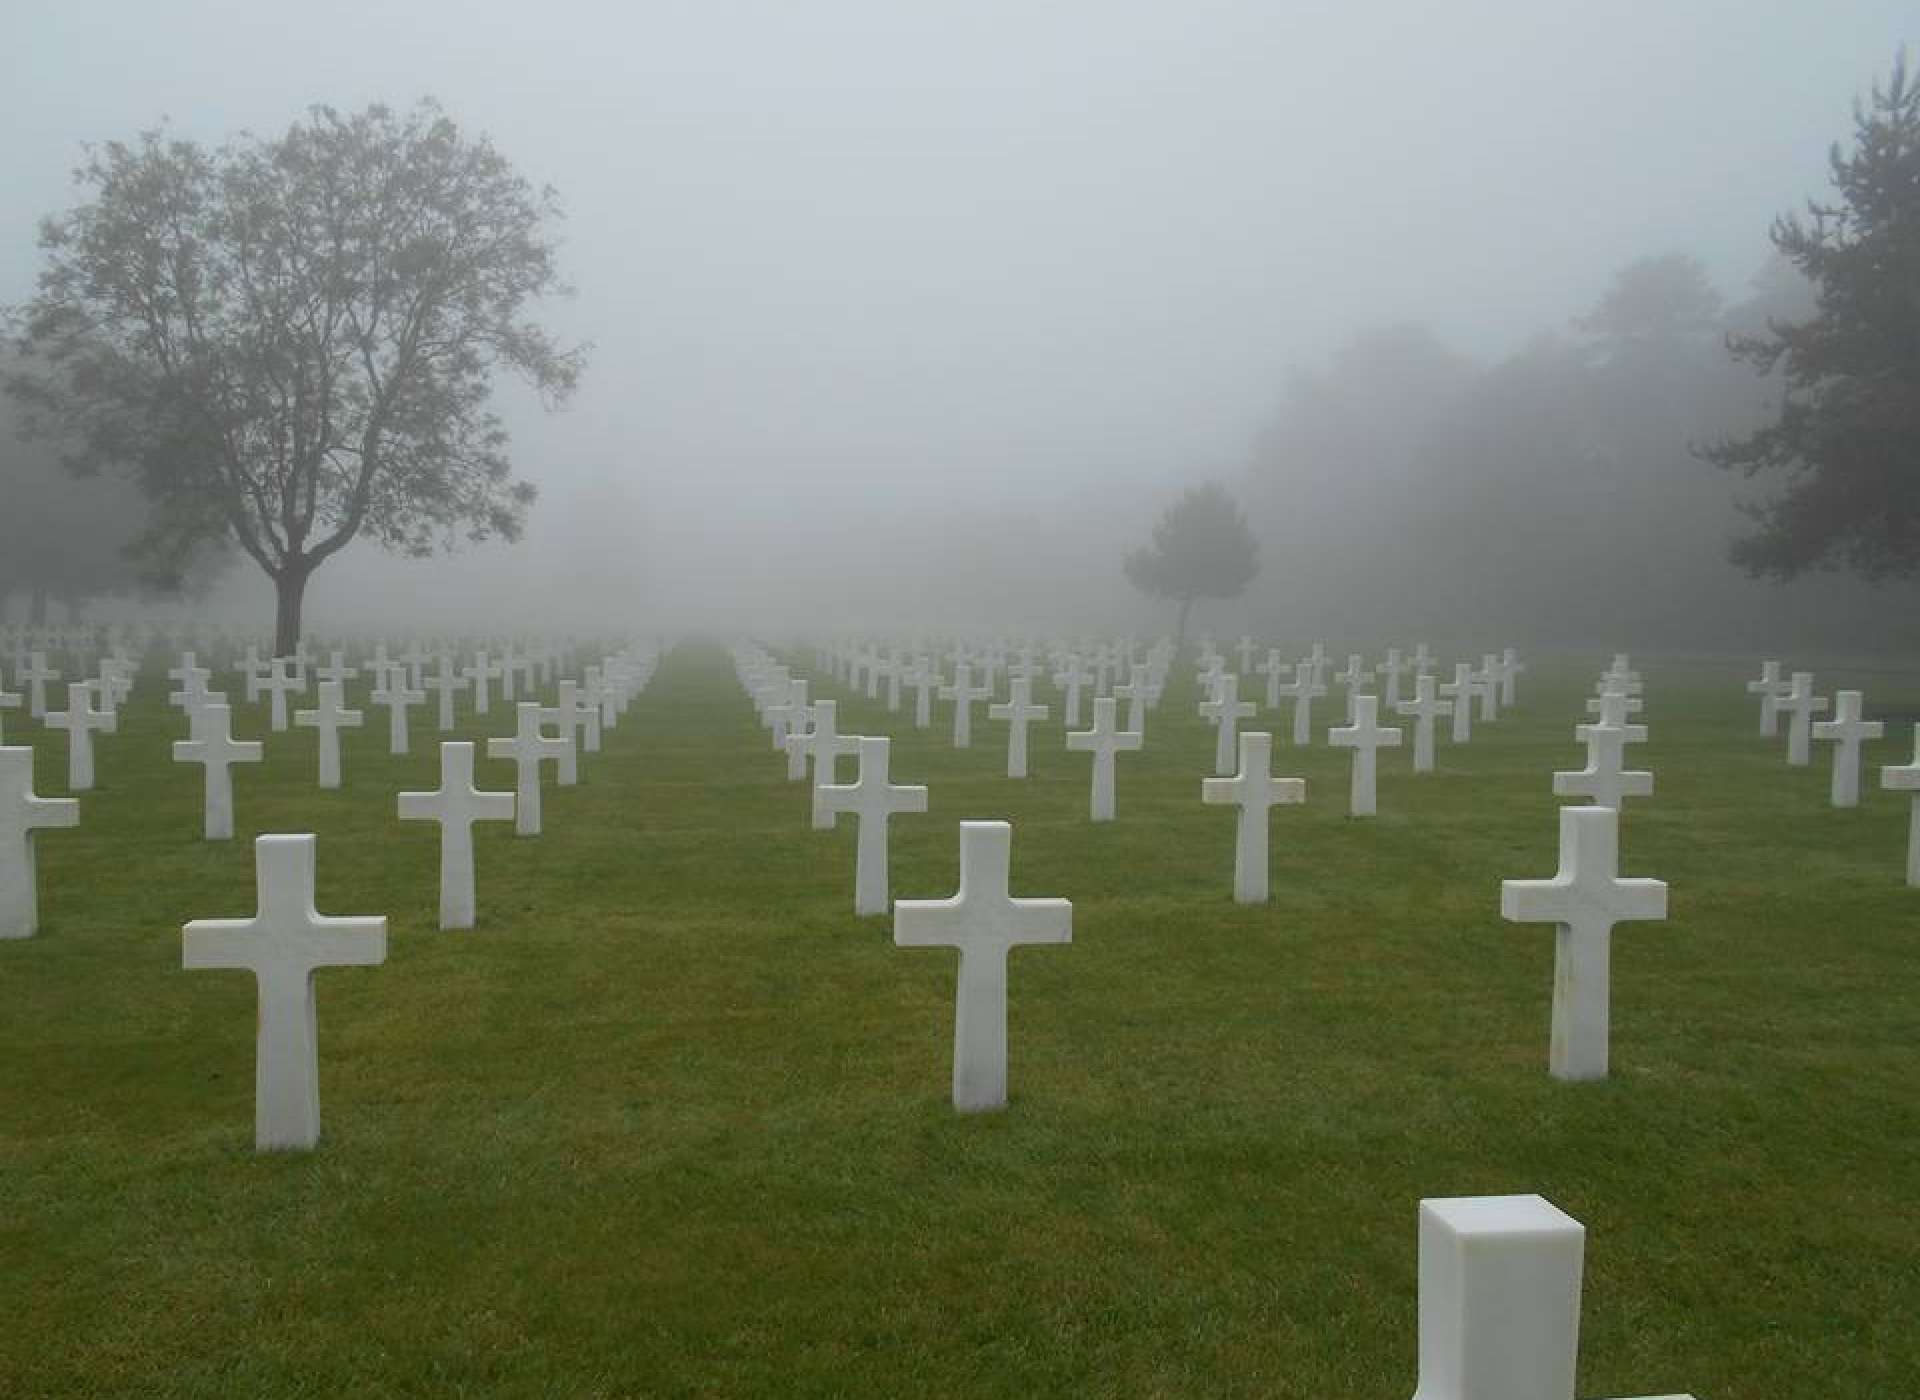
[1395,673,1452,773]
[487,702,570,836]
[294,680,364,789]
[1328,693,1404,817]
[1552,709,1652,812]
[1114,670,1160,738]
[399,741,516,929]
[1880,725,1920,886]
[1065,695,1144,822]
[548,680,589,784]
[1275,662,1326,747]
[463,650,504,717]
[988,676,1050,779]
[1497,646,1525,708]
[1379,647,1409,709]
[905,659,937,730]
[424,654,471,732]
[0,671,19,743]
[939,662,991,749]
[1198,672,1257,777]
[1811,689,1883,808]
[1201,731,1305,903]
[1053,656,1093,729]
[172,704,263,840]
[789,697,861,793]
[1746,659,1792,737]
[182,834,387,1151]
[894,820,1070,1112]
[1407,1193,1699,1400]
[0,746,80,938]
[257,658,305,733]
[370,664,426,756]
[1438,663,1475,744]
[45,681,117,791]
[19,652,59,719]
[1257,648,1289,709]
[1500,805,1668,1081]
[817,736,929,915]
[1776,670,1828,767]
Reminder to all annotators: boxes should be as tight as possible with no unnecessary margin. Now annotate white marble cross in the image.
[1197,672,1257,777]
[789,697,861,792]
[1275,662,1326,747]
[1497,646,1524,708]
[1334,652,1373,703]
[1776,670,1828,767]
[1256,648,1289,709]
[1379,647,1409,709]
[988,676,1050,779]
[317,650,359,689]
[1438,663,1475,744]
[1408,1194,1698,1400]
[399,741,516,929]
[0,670,20,743]
[1201,731,1304,903]
[1065,695,1144,822]
[370,664,426,756]
[1053,656,1093,729]
[1328,693,1404,817]
[19,651,59,719]
[0,746,80,939]
[1473,652,1501,721]
[1114,670,1160,738]
[939,662,991,749]
[905,659,937,730]
[1746,659,1791,737]
[182,834,387,1151]
[45,681,117,791]
[424,654,470,732]
[1880,725,1920,886]
[1500,805,1668,1081]
[294,680,364,789]
[1234,635,1257,674]
[487,702,571,836]
[1552,708,1652,812]
[766,677,805,751]
[464,649,503,716]
[817,736,929,915]
[1811,689,1883,808]
[173,703,263,840]
[257,658,306,733]
[1395,673,1452,773]
[894,820,1071,1112]
[548,681,589,784]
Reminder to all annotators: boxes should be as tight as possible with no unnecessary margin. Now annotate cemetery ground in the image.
[3,642,1916,1398]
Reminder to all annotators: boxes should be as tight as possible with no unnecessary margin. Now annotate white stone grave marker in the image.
[172,704,263,840]
[1500,805,1668,1081]
[988,676,1049,779]
[399,742,516,929]
[487,702,570,836]
[1065,695,1143,822]
[939,662,990,749]
[1395,673,1452,773]
[1201,731,1304,903]
[182,834,386,1151]
[1880,725,1920,886]
[1810,689,1882,808]
[1328,693,1403,817]
[0,746,80,938]
[1198,672,1256,777]
[894,821,1070,1112]
[293,680,364,789]
[817,736,929,915]
[1776,670,1828,767]
[45,681,116,791]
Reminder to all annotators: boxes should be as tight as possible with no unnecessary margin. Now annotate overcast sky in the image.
[2,1,1910,627]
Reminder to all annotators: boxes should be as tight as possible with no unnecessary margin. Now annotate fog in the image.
[3,1,1915,648]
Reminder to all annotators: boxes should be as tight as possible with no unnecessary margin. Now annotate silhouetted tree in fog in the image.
[7,101,586,653]
[1701,52,1920,580]
[1124,482,1258,650]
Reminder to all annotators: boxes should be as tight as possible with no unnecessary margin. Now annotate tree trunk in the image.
[273,562,311,657]
[29,588,49,628]
[1174,596,1194,658]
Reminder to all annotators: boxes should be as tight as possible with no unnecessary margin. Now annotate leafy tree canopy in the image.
[1124,481,1259,645]
[6,100,585,649]
[1700,52,1920,580]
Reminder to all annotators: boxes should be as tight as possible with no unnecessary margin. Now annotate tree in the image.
[1123,482,1258,649]
[1699,52,1920,580]
[7,100,585,652]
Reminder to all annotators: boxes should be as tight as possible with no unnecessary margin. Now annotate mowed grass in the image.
[2,640,1917,1398]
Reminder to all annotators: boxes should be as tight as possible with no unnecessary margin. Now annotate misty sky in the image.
[2,2,1911,628]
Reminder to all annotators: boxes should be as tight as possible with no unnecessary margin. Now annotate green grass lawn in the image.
[3,641,1916,1398]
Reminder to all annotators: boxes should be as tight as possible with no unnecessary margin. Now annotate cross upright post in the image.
[487,702,571,836]
[1776,670,1828,767]
[1811,689,1883,808]
[45,681,117,791]
[1198,672,1257,777]
[894,820,1071,1111]
[1395,673,1452,773]
[939,662,991,750]
[1439,663,1475,744]
[1880,724,1920,886]
[789,697,861,794]
[294,680,365,789]
[1746,659,1791,737]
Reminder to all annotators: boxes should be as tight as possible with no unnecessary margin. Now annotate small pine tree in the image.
[1123,482,1259,651]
